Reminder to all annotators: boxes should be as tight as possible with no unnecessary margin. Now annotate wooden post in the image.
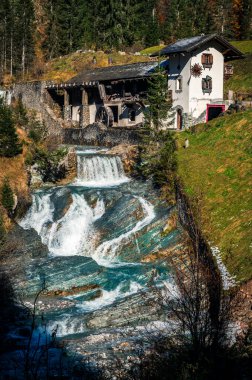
[64,89,69,106]
[80,88,89,127]
[63,89,71,121]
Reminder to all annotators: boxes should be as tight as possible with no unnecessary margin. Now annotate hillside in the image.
[224,40,252,97]
[176,111,252,283]
[0,128,30,229]
[42,51,150,82]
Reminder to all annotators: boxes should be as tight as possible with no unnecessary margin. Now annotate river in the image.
[3,147,181,377]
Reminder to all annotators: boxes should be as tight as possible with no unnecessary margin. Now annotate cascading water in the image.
[76,154,129,186]
[93,196,155,267]
[15,147,180,370]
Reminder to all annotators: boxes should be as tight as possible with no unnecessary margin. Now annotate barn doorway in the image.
[206,104,225,122]
[110,105,119,123]
[177,109,183,130]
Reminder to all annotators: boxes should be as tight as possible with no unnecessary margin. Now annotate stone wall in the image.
[10,82,144,146]
[63,123,143,147]
[11,82,63,141]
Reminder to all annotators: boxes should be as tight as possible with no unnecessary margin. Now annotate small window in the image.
[201,53,213,68]
[176,75,183,92]
[202,76,212,94]
[128,108,136,122]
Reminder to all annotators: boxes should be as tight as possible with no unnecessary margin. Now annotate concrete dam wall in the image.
[63,124,142,147]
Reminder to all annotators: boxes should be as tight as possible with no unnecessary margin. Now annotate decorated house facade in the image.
[46,34,243,130]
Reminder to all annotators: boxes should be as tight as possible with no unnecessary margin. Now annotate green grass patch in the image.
[176,110,252,283]
[230,40,252,55]
[140,45,165,55]
[43,51,150,82]
[225,41,252,96]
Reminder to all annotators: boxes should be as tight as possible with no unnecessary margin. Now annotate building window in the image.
[128,108,136,122]
[176,75,183,92]
[202,76,212,93]
[201,53,213,68]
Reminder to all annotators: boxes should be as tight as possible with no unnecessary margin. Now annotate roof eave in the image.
[151,34,244,59]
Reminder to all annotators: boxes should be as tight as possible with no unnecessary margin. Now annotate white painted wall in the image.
[72,106,80,122]
[89,104,99,123]
[117,103,144,127]
[189,43,224,121]
[168,54,191,114]
[166,42,225,129]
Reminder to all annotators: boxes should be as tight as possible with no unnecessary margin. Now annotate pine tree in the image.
[12,0,35,77]
[1,178,14,217]
[0,0,13,79]
[138,63,177,189]
[0,212,5,241]
[231,0,244,39]
[0,98,22,157]
[240,0,252,39]
[145,64,171,131]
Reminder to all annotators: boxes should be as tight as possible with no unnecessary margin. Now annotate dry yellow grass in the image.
[0,128,30,229]
[42,51,150,82]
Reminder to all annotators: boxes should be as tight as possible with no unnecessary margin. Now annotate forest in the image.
[0,0,251,80]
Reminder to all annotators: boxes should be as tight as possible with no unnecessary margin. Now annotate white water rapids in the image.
[16,152,179,345]
[76,154,129,187]
[19,154,155,267]
[93,196,155,267]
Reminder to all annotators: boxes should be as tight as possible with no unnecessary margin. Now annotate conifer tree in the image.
[13,0,35,77]
[231,0,244,40]
[139,64,177,189]
[145,64,171,132]
[1,178,14,217]
[0,98,22,157]
[239,0,252,39]
[0,212,5,241]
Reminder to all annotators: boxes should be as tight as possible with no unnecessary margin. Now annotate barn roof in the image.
[152,34,244,61]
[67,61,160,84]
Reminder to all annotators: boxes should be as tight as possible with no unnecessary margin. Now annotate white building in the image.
[155,34,243,129]
[46,34,243,130]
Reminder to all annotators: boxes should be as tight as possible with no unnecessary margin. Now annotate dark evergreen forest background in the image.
[0,0,251,79]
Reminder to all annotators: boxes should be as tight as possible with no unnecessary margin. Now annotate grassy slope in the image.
[140,45,165,55]
[176,111,252,283]
[224,40,252,96]
[42,51,150,82]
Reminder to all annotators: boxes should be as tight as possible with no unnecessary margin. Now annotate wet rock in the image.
[161,212,178,236]
[106,144,138,174]
[44,283,100,297]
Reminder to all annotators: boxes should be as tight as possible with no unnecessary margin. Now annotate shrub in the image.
[13,98,29,127]
[33,147,67,182]
[1,178,14,217]
[27,115,47,143]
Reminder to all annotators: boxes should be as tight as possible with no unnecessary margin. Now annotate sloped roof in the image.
[152,34,244,61]
[67,61,161,84]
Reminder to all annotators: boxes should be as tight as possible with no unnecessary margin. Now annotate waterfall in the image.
[76,154,129,186]
[19,192,105,257]
[92,197,155,267]
[47,194,103,257]
[19,153,155,264]
[19,192,55,239]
